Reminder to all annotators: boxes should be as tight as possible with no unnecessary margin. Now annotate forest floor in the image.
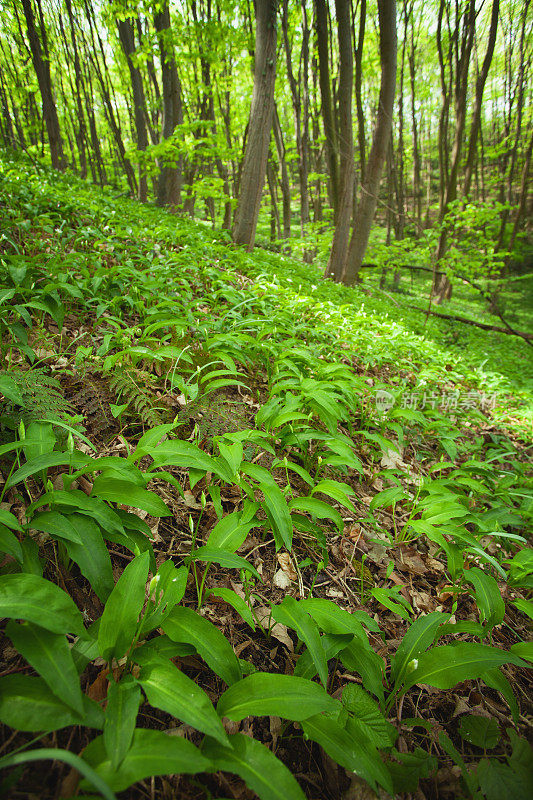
[0,153,532,800]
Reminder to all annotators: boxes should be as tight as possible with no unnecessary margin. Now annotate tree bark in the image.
[154,2,184,208]
[325,0,354,281]
[233,0,278,249]
[21,0,65,170]
[341,0,397,286]
[117,15,149,202]
[315,0,338,212]
[273,103,291,240]
[462,0,500,197]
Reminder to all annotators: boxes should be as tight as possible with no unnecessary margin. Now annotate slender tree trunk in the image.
[117,16,149,202]
[273,103,291,240]
[408,7,421,234]
[21,0,64,170]
[462,0,499,197]
[154,3,184,208]
[233,0,278,249]
[342,0,397,286]
[315,0,338,212]
[325,0,354,281]
[355,0,366,182]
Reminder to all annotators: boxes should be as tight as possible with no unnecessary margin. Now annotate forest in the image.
[0,0,532,799]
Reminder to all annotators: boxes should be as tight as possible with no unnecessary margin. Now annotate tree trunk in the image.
[462,0,499,197]
[154,3,184,208]
[233,0,278,249]
[355,0,366,182]
[21,0,64,170]
[325,0,354,281]
[342,0,397,286]
[315,0,338,212]
[117,15,149,202]
[273,103,291,240]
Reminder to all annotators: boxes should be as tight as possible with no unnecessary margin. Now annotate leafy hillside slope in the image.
[0,153,532,800]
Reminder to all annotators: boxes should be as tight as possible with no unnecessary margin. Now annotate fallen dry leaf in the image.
[273,569,292,589]
[254,606,294,651]
[277,551,297,580]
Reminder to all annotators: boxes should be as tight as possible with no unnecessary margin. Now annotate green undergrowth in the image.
[0,152,532,800]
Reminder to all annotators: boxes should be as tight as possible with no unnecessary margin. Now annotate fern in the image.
[0,366,75,429]
[108,366,165,428]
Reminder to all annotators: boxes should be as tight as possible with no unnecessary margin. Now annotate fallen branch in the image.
[408,305,533,341]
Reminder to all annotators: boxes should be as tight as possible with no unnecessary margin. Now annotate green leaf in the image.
[400,643,527,693]
[81,729,212,792]
[190,546,260,579]
[59,514,114,602]
[23,421,56,462]
[261,482,293,549]
[289,496,343,532]
[510,641,533,662]
[0,675,104,731]
[28,490,125,536]
[459,715,500,749]
[391,612,450,686]
[0,573,84,634]
[104,677,141,769]
[216,673,337,721]
[464,567,505,628]
[206,511,255,551]
[477,757,526,800]
[512,598,533,621]
[30,510,84,544]
[311,479,356,511]
[0,374,24,405]
[0,509,22,531]
[139,660,229,746]
[342,684,397,748]
[140,561,188,635]
[298,598,380,635]
[301,714,393,795]
[202,733,306,800]
[6,621,84,716]
[271,597,328,687]
[338,636,386,703]
[294,634,353,680]
[0,523,23,562]
[98,551,150,662]
[148,439,218,474]
[8,452,89,486]
[210,588,256,630]
[91,477,171,517]
[163,605,241,686]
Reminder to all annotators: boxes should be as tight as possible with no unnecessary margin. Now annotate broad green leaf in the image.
[217,673,337,721]
[0,373,25,405]
[510,641,533,662]
[203,733,306,800]
[104,677,141,769]
[81,729,212,792]
[191,546,260,579]
[298,598,380,635]
[210,587,256,630]
[98,551,150,662]
[0,523,23,562]
[271,597,328,687]
[401,643,527,693]
[23,421,56,462]
[59,514,114,602]
[391,612,450,686]
[27,490,124,536]
[261,482,293,549]
[512,598,533,621]
[311,479,356,511]
[294,633,353,679]
[7,620,84,715]
[477,757,526,800]
[0,573,84,634]
[8,452,89,486]
[459,715,500,749]
[0,675,104,731]
[301,714,393,795]
[30,510,84,544]
[0,509,23,531]
[91,477,170,517]
[464,567,505,628]
[370,587,412,620]
[289,496,343,532]
[163,605,241,686]
[339,636,386,702]
[206,511,255,552]
[139,660,229,745]
[148,440,218,474]
[342,684,397,748]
